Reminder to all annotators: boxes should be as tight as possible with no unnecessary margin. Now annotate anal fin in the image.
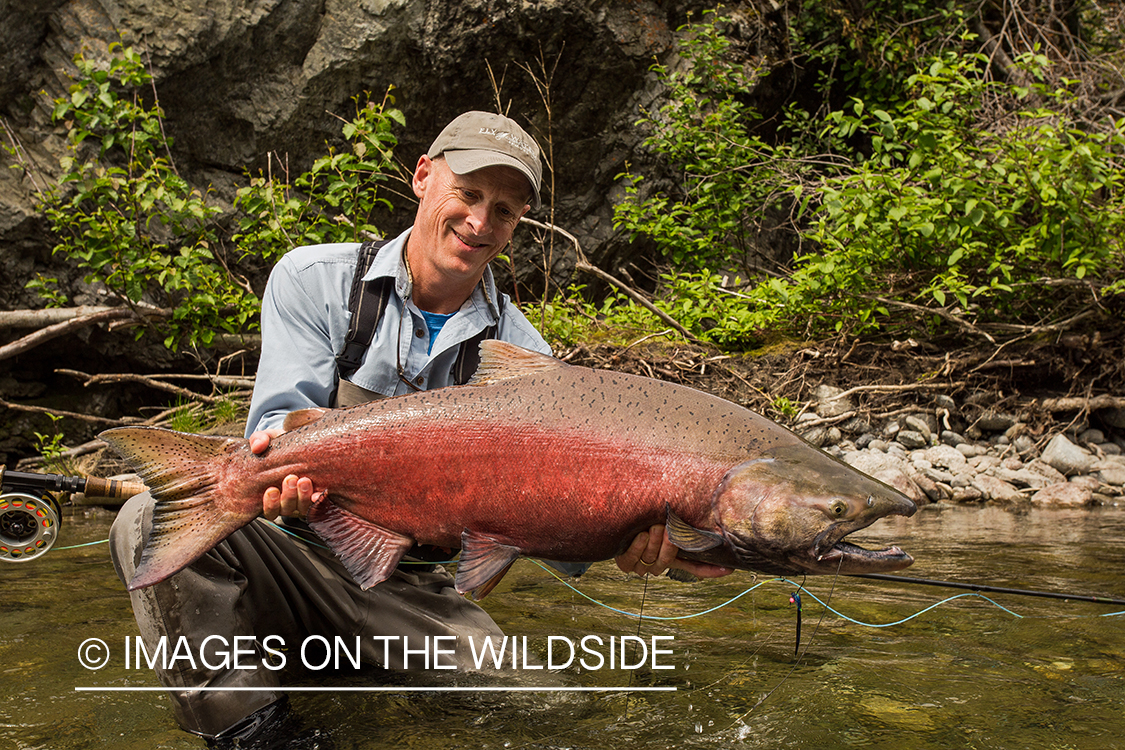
[665,503,724,552]
[307,501,414,589]
[455,530,521,601]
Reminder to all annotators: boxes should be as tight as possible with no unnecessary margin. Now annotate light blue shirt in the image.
[246,227,551,435]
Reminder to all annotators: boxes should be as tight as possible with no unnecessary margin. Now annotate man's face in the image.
[409,155,531,296]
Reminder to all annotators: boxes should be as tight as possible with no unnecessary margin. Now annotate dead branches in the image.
[0,304,171,362]
[56,369,254,404]
[518,216,705,345]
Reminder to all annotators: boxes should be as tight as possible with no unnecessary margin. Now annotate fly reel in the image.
[0,491,61,562]
[0,467,146,562]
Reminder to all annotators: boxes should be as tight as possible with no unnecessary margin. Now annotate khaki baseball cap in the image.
[427,111,543,208]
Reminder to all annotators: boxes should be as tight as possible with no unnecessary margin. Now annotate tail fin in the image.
[100,427,257,591]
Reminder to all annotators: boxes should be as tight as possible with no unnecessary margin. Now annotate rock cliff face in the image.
[1,0,719,311]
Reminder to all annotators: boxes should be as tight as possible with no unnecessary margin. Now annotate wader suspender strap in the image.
[333,239,501,389]
[335,239,392,383]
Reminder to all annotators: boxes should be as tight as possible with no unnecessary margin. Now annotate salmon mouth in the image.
[806,523,915,574]
[808,540,914,573]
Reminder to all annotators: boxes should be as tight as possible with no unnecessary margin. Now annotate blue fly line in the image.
[527,560,1125,623]
[55,525,1125,621]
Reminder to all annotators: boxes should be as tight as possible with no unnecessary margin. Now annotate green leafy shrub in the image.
[611,10,1124,343]
[42,43,248,348]
[233,90,406,258]
[800,51,1125,331]
[32,45,406,350]
[613,10,812,275]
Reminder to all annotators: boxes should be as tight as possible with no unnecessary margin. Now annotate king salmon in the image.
[101,341,916,599]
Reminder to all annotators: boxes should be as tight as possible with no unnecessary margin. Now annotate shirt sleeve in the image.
[245,251,349,436]
[497,298,553,356]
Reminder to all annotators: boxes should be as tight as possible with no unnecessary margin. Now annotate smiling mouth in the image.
[453,229,488,250]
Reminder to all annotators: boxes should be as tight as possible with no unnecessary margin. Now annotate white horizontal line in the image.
[75,686,676,693]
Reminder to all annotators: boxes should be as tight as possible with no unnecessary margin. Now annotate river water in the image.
[1,502,1122,749]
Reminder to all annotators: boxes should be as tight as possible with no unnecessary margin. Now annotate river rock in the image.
[941,430,968,447]
[1012,434,1037,456]
[1030,483,1093,507]
[841,450,927,504]
[904,415,934,440]
[1098,464,1125,487]
[1040,434,1097,476]
[1025,459,1068,486]
[1069,475,1102,492]
[971,475,1025,504]
[897,430,928,449]
[800,425,830,447]
[841,417,874,435]
[919,444,968,472]
[952,486,984,503]
[991,467,1054,490]
[814,384,854,418]
[1098,406,1125,429]
[976,412,1018,432]
[956,442,988,458]
[1078,428,1106,445]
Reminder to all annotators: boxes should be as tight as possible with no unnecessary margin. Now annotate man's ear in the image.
[412,154,433,199]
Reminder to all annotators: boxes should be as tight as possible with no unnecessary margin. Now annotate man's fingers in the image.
[296,477,315,515]
[668,559,734,579]
[249,428,284,455]
[263,486,281,522]
[614,530,649,574]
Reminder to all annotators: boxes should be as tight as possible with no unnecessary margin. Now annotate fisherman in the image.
[110,110,731,748]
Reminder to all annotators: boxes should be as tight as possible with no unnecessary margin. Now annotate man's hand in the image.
[250,429,318,521]
[614,524,734,579]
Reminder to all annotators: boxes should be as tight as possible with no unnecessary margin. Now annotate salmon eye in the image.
[828,499,848,518]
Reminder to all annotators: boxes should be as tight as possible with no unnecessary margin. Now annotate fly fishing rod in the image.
[850,573,1125,607]
[0,467,146,562]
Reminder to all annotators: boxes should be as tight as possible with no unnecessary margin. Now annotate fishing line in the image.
[531,561,1125,623]
[623,571,651,718]
[53,539,109,551]
[729,562,843,727]
[852,572,1125,607]
[49,526,1125,621]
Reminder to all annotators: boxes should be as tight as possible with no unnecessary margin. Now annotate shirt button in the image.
[415,329,425,338]
[415,375,425,385]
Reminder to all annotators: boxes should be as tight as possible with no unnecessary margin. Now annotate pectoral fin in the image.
[307,500,414,589]
[665,503,724,552]
[283,408,331,431]
[455,530,521,601]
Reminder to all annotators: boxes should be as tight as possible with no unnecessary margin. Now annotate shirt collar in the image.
[361,227,503,321]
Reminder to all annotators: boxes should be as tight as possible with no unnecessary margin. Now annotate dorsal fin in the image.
[466,340,564,386]
[283,408,330,431]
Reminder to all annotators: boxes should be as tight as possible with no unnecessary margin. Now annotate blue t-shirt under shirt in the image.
[420,310,454,354]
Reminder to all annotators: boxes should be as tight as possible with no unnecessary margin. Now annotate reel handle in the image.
[0,468,147,500]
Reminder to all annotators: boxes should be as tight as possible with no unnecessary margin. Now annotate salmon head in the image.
[710,442,917,575]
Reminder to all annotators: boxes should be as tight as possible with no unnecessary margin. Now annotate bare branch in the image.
[0,306,169,362]
[519,216,705,345]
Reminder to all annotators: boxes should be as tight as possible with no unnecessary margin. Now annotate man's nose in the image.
[464,203,494,235]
